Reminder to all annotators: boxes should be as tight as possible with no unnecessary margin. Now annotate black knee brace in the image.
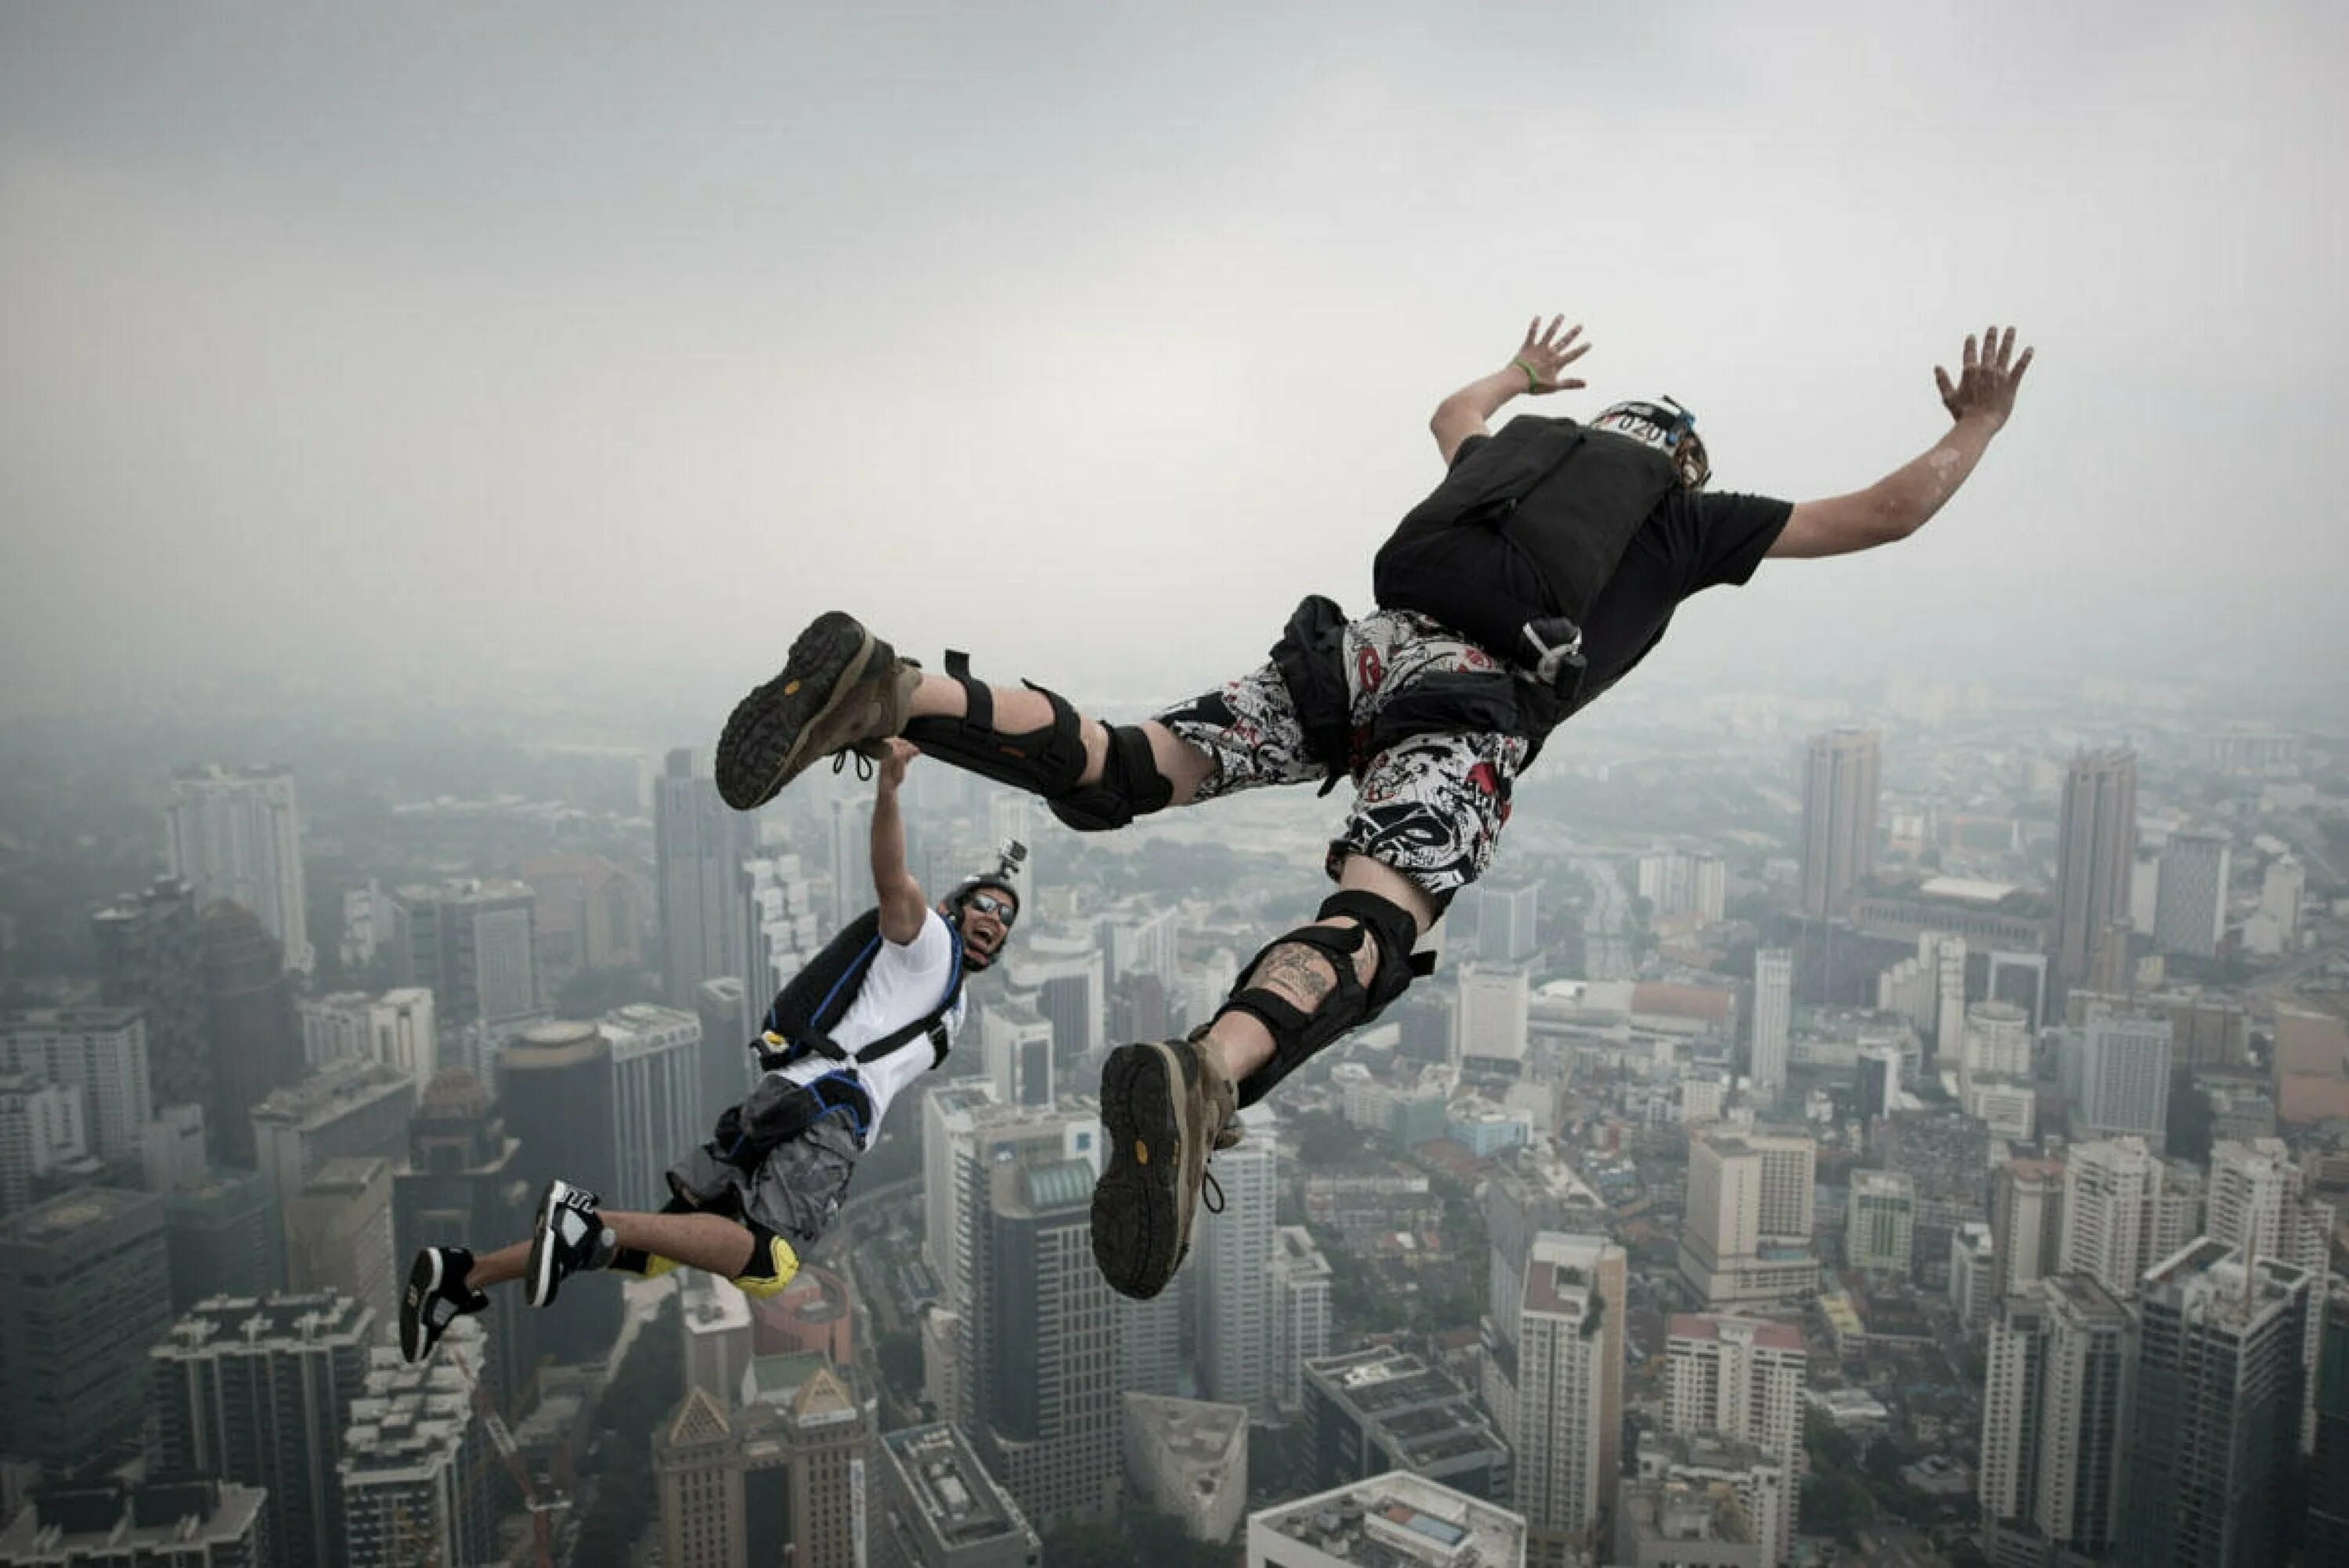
[899,650,1172,831]
[1217,889,1435,1106]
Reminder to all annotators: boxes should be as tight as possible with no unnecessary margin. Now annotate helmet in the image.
[945,840,1025,971]
[1589,397,1709,491]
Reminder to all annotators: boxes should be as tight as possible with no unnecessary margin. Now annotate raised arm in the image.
[870,740,930,945]
[1769,326,2033,560]
[1429,315,1591,467]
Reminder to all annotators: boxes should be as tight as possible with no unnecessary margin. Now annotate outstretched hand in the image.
[1935,325,2033,430]
[876,737,918,792]
[1512,315,1589,395]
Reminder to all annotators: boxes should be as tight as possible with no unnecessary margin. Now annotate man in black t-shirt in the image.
[709,314,2033,1302]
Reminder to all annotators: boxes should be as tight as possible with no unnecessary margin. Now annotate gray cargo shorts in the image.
[665,1108,864,1253]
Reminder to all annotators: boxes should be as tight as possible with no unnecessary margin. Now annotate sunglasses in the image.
[965,892,1018,925]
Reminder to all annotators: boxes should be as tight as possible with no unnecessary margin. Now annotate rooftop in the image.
[0,1187,159,1248]
[1665,1314,1803,1353]
[248,1061,412,1129]
[882,1423,1034,1548]
[1252,1472,1526,1568]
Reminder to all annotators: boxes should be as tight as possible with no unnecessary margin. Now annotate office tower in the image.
[1270,1226,1333,1415]
[166,766,312,975]
[2053,749,2137,986]
[1855,1045,1900,1120]
[283,1157,397,1336]
[162,1170,284,1311]
[1122,1394,1250,1544]
[1979,1274,2133,1566]
[497,1022,621,1364]
[1991,1159,2066,1303]
[1932,935,1968,1069]
[296,989,435,1086]
[1989,950,2051,1030]
[1961,1000,2031,1088]
[391,878,540,1029]
[1515,1234,1626,1563]
[2153,830,2231,959]
[1248,1472,1528,1568]
[1679,1130,1817,1307]
[920,1081,998,1292]
[2208,1138,2335,1451]
[655,748,759,1011]
[2122,1242,2311,1568]
[2059,1138,2196,1302]
[981,994,1056,1108]
[596,1004,702,1213]
[1638,852,1727,925]
[1102,903,1185,992]
[1483,1153,1611,1353]
[1625,1432,1783,1568]
[151,1293,375,1568]
[518,852,646,982]
[828,796,876,928]
[0,1190,169,1467]
[1005,939,1105,1066]
[247,1061,417,1200]
[143,1101,208,1191]
[876,1423,1041,1568]
[1117,1272,1191,1400]
[0,1073,86,1216]
[1457,962,1532,1068]
[1198,1106,1279,1418]
[1845,1170,1915,1276]
[200,903,303,1167]
[2073,1009,2173,1147]
[695,976,752,1127]
[655,1387,741,1568]
[739,849,822,1040]
[1476,880,1542,962]
[967,1124,1120,1527]
[92,878,214,1145]
[0,1480,267,1568]
[337,1327,497,1568]
[1301,1346,1514,1504]
[1800,728,1880,918]
[1748,950,1792,1101]
[2262,853,2306,946]
[0,1006,153,1167]
[1949,1222,1996,1331]
[1664,1315,1806,1566]
[655,1362,878,1568]
[2313,1282,2349,1566]
[390,1069,536,1415]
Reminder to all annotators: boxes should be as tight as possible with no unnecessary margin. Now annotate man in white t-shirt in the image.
[399,739,1017,1364]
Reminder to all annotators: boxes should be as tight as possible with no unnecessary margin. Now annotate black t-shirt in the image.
[1422,432,1792,717]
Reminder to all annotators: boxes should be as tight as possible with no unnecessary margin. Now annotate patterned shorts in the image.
[1153,609,1529,903]
[665,1109,862,1252]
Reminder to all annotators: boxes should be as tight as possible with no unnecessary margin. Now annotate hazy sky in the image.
[4,1,2342,723]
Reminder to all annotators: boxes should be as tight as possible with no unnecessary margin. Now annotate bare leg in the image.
[1202,855,1438,1083]
[464,1210,756,1292]
[905,673,1218,804]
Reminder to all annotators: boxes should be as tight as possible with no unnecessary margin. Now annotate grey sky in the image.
[4,1,2342,722]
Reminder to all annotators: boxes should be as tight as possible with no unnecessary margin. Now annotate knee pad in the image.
[1047,723,1174,832]
[729,1221,803,1299]
[1216,889,1434,1105]
[901,651,1092,797]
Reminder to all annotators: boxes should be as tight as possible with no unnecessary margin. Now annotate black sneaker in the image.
[714,611,922,810]
[1092,1030,1242,1301]
[400,1245,489,1364]
[527,1179,617,1308]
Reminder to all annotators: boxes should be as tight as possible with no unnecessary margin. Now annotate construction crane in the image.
[448,1343,572,1568]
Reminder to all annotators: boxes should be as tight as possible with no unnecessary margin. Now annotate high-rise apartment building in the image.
[151,1293,376,1568]
[247,1060,417,1200]
[337,1327,497,1568]
[0,1073,85,1217]
[981,994,1056,1108]
[1457,962,1532,1068]
[167,766,312,975]
[0,1007,153,1167]
[738,849,822,1044]
[1680,1130,1817,1307]
[1270,1226,1333,1416]
[2208,1138,2335,1452]
[1198,1106,1279,1418]
[1514,1234,1625,1565]
[1748,950,1792,1101]
[2153,830,2231,960]
[2121,1242,2311,1568]
[1990,1159,2066,1303]
[0,1189,171,1468]
[92,877,213,1142]
[655,748,759,1011]
[596,1004,702,1214]
[1005,939,1106,1066]
[921,1080,1000,1299]
[391,878,540,1029]
[2059,1138,2198,1302]
[296,989,435,1087]
[2072,1008,2173,1146]
[1663,1314,1806,1566]
[2053,750,2137,986]
[1475,880,1543,962]
[283,1156,397,1333]
[1845,1170,1916,1276]
[163,1170,285,1312]
[1800,728,1880,918]
[1638,852,1727,925]
[1979,1274,2133,1567]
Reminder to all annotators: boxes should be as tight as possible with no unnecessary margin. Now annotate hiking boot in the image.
[716,611,922,809]
[400,1245,489,1364]
[526,1179,618,1308]
[1092,1028,1242,1300]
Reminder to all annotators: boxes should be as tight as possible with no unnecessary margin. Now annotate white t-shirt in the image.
[775,907,966,1138]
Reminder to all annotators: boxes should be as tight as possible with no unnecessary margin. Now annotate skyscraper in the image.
[2059,1138,2196,1303]
[738,849,821,1044]
[1475,880,1542,963]
[876,1422,1041,1568]
[2073,1010,2174,1148]
[1515,1234,1625,1565]
[163,1170,285,1311]
[497,1022,621,1364]
[390,879,540,1030]
[1800,728,1880,918]
[2152,830,2232,959]
[2121,1242,2311,1568]
[1269,1226,1333,1416]
[1748,950,1792,1101]
[1680,1130,1817,1307]
[653,1362,880,1568]
[695,975,753,1127]
[2312,1281,2349,1565]
[0,1006,153,1166]
[92,877,214,1146]
[0,1189,171,1469]
[283,1156,398,1333]
[1844,1170,1916,1276]
[2207,1138,2335,1451]
[2054,750,2137,986]
[167,765,312,975]
[655,748,760,1011]
[151,1292,376,1568]
[1990,1158,2066,1303]
[296,989,435,1087]
[596,1004,702,1213]
[200,903,302,1167]
[1979,1274,2133,1566]
[337,1325,497,1568]
[1664,1314,1806,1566]
[1198,1105,1279,1418]
[981,994,1056,1108]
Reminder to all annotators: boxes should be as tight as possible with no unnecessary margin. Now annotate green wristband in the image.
[1511,357,1540,392]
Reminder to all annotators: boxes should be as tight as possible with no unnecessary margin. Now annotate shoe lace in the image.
[1200,1166,1225,1216]
[830,751,876,783]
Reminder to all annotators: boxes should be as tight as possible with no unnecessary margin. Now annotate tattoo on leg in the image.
[1253,945,1337,1011]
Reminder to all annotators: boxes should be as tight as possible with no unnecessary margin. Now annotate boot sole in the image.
[399,1248,444,1364]
[1092,1041,1189,1300]
[714,611,875,810]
